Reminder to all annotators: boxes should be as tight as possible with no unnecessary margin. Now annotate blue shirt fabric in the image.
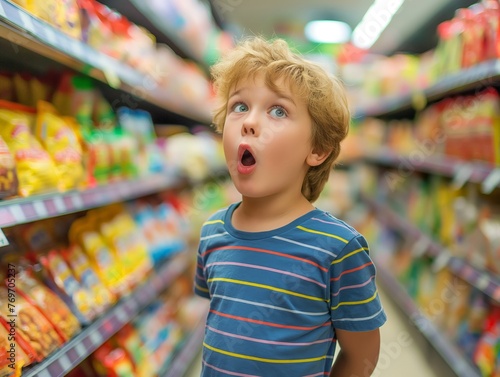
[194,203,387,377]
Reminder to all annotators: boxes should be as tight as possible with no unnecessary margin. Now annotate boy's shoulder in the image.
[299,209,363,244]
[200,205,232,234]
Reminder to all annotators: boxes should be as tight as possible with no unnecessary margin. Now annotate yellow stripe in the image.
[331,290,379,310]
[203,219,224,226]
[331,247,368,265]
[195,284,209,293]
[296,226,348,243]
[203,343,326,364]
[207,278,325,302]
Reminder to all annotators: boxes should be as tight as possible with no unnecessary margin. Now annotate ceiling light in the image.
[304,20,352,44]
[352,0,405,49]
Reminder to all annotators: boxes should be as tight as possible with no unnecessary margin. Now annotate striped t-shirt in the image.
[194,203,386,377]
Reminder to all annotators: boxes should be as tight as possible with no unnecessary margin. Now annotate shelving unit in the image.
[22,253,191,377]
[375,263,481,377]
[355,59,500,119]
[363,196,500,303]
[0,0,212,124]
[0,173,181,228]
[363,149,499,190]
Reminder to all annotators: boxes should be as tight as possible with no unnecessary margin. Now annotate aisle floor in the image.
[184,286,456,377]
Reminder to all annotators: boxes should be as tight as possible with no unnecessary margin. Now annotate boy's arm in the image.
[330,328,381,377]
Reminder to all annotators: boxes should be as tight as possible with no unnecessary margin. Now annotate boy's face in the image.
[222,72,316,200]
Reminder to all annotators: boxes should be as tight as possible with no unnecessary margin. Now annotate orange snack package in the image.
[15,267,81,342]
[0,136,18,199]
[0,286,62,362]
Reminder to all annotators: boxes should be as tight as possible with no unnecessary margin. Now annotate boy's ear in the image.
[306,149,331,167]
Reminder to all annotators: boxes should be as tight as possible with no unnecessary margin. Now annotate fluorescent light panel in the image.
[304,20,352,44]
[352,0,405,49]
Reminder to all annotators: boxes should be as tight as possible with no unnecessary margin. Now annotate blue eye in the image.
[233,103,248,113]
[270,106,287,118]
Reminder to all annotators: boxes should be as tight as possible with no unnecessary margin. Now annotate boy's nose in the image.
[241,114,260,136]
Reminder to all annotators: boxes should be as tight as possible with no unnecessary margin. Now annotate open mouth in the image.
[241,149,256,166]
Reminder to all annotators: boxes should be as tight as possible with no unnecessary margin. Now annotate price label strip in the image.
[451,164,474,190]
[481,168,500,195]
[0,229,9,248]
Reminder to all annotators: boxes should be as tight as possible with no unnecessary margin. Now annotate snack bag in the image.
[0,109,59,196]
[92,343,136,377]
[40,250,96,324]
[15,267,81,342]
[0,286,62,361]
[0,317,34,374]
[98,208,151,289]
[0,136,18,199]
[35,101,84,191]
[69,219,128,298]
[61,244,115,314]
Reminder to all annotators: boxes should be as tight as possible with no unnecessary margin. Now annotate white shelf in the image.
[0,173,181,228]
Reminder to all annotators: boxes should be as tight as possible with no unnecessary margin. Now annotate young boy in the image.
[194,36,386,377]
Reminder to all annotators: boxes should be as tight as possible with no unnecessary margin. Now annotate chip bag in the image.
[0,110,59,196]
[35,101,84,191]
[0,136,18,199]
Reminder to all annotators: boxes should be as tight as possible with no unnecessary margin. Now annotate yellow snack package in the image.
[99,210,152,289]
[0,109,59,196]
[69,218,129,298]
[35,101,84,191]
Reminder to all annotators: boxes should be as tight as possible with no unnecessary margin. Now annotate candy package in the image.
[0,136,18,199]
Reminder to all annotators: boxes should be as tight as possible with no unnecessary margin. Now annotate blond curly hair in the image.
[211,36,350,202]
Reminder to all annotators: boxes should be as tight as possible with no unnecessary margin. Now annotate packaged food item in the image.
[0,286,62,361]
[92,343,136,377]
[12,73,31,107]
[0,317,34,374]
[40,250,96,324]
[0,109,59,196]
[15,267,81,342]
[114,324,153,377]
[0,136,18,199]
[0,73,14,102]
[35,101,84,191]
[69,218,128,297]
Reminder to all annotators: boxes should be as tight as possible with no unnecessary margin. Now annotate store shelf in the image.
[355,59,500,119]
[363,196,500,303]
[0,173,180,228]
[161,310,207,377]
[0,0,212,124]
[22,253,190,377]
[376,262,482,377]
[362,149,500,193]
[99,0,210,67]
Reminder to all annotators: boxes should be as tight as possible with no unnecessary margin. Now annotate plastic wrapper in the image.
[0,109,59,196]
[0,286,62,362]
[35,101,84,191]
[0,136,18,199]
[62,244,115,314]
[15,268,81,342]
[40,250,96,324]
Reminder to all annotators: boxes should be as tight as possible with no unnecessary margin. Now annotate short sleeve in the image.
[330,235,386,331]
[194,240,210,299]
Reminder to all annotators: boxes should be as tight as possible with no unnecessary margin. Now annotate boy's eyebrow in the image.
[228,89,297,106]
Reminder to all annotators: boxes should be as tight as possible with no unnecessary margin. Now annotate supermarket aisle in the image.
[183,285,454,377]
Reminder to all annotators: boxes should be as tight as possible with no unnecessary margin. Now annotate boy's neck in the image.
[232,193,315,232]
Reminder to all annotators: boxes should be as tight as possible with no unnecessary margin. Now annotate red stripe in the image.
[330,262,373,282]
[210,310,330,330]
[203,246,328,272]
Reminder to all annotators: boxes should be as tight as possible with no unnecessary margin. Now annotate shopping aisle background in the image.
[184,286,455,377]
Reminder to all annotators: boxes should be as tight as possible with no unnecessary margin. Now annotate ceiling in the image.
[214,0,478,55]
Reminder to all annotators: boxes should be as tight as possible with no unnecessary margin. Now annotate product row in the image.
[64,274,207,377]
[0,195,189,376]
[342,0,500,105]
[0,71,225,200]
[343,86,500,166]
[355,166,500,376]
[8,0,232,71]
